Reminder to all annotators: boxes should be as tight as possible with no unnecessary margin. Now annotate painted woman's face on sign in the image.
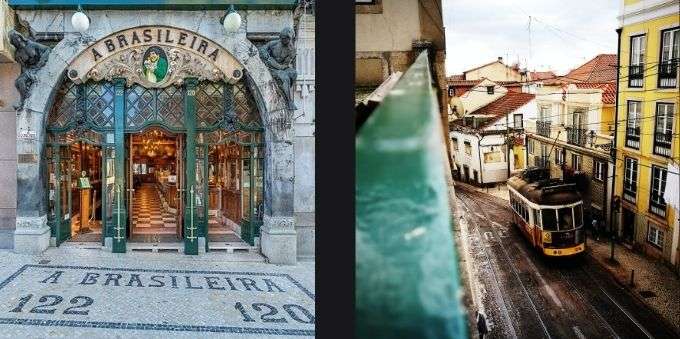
[142,47,168,83]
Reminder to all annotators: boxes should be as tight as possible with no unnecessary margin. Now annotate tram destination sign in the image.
[0,264,315,336]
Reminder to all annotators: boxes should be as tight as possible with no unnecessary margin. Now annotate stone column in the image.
[15,107,50,253]
[260,129,297,265]
[293,13,315,260]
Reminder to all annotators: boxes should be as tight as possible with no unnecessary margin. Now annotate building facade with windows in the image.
[450,86,535,185]
[355,0,450,157]
[614,0,679,267]
[0,0,315,265]
[525,54,617,229]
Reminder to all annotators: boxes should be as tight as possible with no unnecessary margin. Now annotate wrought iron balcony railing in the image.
[536,120,551,137]
[653,131,672,157]
[628,64,644,87]
[566,127,586,146]
[623,183,637,203]
[625,127,640,149]
[658,59,678,88]
[356,51,466,338]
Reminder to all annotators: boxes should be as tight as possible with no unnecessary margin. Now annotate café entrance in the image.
[46,75,265,254]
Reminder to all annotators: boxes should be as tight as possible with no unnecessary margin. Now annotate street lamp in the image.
[222,5,242,33]
[71,5,90,33]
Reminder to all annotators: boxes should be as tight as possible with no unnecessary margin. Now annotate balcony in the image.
[536,120,551,137]
[650,199,667,218]
[625,127,640,149]
[534,155,550,169]
[653,132,672,157]
[628,64,644,87]
[566,127,586,146]
[623,186,637,204]
[658,60,678,88]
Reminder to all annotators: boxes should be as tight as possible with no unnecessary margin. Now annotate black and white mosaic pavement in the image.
[0,249,315,338]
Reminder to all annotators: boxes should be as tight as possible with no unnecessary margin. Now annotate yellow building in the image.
[614,0,679,268]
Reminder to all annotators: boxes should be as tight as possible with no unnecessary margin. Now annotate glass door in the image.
[126,135,134,238]
[195,144,207,244]
[47,145,73,246]
[176,135,184,240]
[102,146,116,246]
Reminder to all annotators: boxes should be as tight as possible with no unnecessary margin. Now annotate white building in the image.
[450,81,536,185]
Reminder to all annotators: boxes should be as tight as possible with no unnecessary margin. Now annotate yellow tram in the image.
[507,168,585,257]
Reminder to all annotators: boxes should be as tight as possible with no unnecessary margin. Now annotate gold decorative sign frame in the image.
[67,26,245,88]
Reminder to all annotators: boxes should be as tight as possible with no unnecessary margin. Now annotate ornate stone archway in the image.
[15,15,297,264]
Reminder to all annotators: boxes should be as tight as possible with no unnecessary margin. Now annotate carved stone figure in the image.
[260,27,297,110]
[9,30,51,111]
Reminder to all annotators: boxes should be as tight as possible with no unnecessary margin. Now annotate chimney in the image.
[498,57,503,62]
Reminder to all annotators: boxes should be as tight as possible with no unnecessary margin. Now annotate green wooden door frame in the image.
[112,78,128,253]
[184,78,199,255]
[49,145,72,246]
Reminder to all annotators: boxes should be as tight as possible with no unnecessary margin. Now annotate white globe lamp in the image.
[71,7,90,33]
[222,5,242,33]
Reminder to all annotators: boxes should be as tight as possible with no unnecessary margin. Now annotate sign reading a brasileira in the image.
[67,26,245,88]
[0,264,315,336]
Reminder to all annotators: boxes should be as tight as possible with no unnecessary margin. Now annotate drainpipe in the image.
[609,27,623,261]
[506,113,511,178]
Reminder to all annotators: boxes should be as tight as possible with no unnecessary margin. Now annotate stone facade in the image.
[1,7,315,265]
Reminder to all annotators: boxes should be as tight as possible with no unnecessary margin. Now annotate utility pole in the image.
[608,27,623,265]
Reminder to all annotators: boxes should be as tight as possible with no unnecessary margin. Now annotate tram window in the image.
[574,204,583,227]
[534,210,541,227]
[542,209,557,231]
[558,207,574,230]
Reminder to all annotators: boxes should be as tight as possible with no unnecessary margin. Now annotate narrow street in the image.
[454,182,678,339]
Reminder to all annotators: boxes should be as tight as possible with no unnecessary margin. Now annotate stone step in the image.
[208,242,256,254]
[128,242,184,253]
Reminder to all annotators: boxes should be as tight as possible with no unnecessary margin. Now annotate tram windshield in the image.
[541,210,557,231]
[540,203,583,231]
[558,207,574,230]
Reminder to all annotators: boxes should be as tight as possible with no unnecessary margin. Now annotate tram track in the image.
[455,182,677,339]
[556,268,621,339]
[456,184,551,339]
[455,188,518,339]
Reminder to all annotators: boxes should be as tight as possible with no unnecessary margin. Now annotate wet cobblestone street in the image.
[453,181,678,339]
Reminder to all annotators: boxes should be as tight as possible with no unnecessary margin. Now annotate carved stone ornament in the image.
[85,46,226,88]
[259,27,298,111]
[9,30,51,111]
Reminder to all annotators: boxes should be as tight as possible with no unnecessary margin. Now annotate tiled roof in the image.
[574,82,616,104]
[564,54,617,83]
[529,71,556,81]
[447,74,465,81]
[452,92,535,130]
[448,79,483,86]
[447,79,483,96]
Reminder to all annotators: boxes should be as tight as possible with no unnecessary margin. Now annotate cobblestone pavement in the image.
[0,248,315,338]
[453,181,678,339]
[588,238,680,334]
